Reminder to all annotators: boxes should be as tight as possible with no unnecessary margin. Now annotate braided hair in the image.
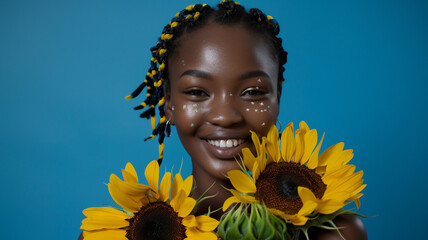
[126,0,288,165]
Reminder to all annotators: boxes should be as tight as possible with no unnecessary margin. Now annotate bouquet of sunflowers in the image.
[80,121,365,240]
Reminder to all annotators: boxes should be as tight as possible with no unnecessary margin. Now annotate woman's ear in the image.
[164,90,175,125]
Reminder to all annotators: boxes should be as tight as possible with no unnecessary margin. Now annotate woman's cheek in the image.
[172,103,205,132]
[244,99,279,129]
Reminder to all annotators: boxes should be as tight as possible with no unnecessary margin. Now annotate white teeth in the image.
[207,139,245,148]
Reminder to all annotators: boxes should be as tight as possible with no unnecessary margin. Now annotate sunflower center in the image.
[255,162,326,215]
[126,201,186,240]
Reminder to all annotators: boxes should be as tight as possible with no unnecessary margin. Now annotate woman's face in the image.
[165,23,280,180]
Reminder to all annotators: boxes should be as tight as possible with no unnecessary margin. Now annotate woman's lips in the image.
[202,138,250,160]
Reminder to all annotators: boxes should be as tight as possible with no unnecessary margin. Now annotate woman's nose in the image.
[205,97,244,127]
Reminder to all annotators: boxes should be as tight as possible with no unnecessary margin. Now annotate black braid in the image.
[126,0,288,165]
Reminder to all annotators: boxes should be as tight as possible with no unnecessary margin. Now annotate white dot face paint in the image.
[190,123,194,127]
[246,108,250,112]
[260,102,264,106]
[251,102,255,105]
[171,106,175,111]
[255,109,258,112]
[229,92,233,96]
[262,122,266,126]
[257,78,262,83]
[183,105,187,110]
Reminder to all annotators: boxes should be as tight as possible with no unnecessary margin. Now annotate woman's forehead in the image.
[168,23,278,80]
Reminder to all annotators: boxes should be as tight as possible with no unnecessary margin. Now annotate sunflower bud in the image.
[218,203,291,240]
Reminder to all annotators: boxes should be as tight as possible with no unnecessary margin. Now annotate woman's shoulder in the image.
[306,215,367,240]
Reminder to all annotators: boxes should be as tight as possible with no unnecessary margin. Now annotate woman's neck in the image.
[191,166,233,220]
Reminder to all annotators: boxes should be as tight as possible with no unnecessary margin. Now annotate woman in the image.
[80,1,367,239]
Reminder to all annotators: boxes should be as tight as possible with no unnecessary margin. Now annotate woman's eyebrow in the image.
[180,69,212,79]
[240,71,270,80]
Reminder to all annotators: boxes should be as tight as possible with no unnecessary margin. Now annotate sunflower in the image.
[223,121,366,226]
[81,161,219,240]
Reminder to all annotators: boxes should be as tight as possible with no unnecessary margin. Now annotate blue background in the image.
[1,0,427,239]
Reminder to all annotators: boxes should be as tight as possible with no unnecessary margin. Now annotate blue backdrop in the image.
[1,0,427,239]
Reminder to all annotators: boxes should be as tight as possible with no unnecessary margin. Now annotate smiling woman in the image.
[79,1,366,239]
[164,22,281,219]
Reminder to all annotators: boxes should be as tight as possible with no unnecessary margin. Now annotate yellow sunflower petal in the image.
[257,137,270,171]
[171,173,184,200]
[185,227,218,240]
[83,229,126,240]
[122,162,138,183]
[109,174,150,197]
[183,215,219,232]
[183,175,194,196]
[318,142,344,166]
[172,188,196,217]
[242,148,256,171]
[108,175,144,212]
[252,161,260,181]
[315,199,346,215]
[227,170,256,194]
[307,132,325,169]
[177,196,196,217]
[230,189,257,204]
[299,121,310,133]
[294,129,304,163]
[266,125,280,162]
[144,160,159,193]
[183,215,197,228]
[301,129,318,165]
[351,193,364,208]
[322,164,356,184]
[326,149,354,172]
[159,172,172,202]
[325,171,364,195]
[250,130,261,156]
[223,196,239,211]
[281,122,295,162]
[81,207,130,231]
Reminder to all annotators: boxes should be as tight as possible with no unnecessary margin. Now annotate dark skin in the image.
[164,22,367,239]
[79,21,367,240]
[165,22,280,220]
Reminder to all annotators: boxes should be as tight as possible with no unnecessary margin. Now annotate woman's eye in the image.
[184,89,209,97]
[241,88,266,96]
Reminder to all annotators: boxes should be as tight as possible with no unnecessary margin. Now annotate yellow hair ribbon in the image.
[159,116,166,124]
[159,143,165,158]
[125,95,133,100]
[161,33,173,40]
[185,5,195,11]
[158,97,165,106]
[159,49,167,55]
[158,62,165,71]
[151,115,156,130]
[193,12,200,19]
[267,15,273,21]
[170,22,178,28]
[154,80,162,88]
